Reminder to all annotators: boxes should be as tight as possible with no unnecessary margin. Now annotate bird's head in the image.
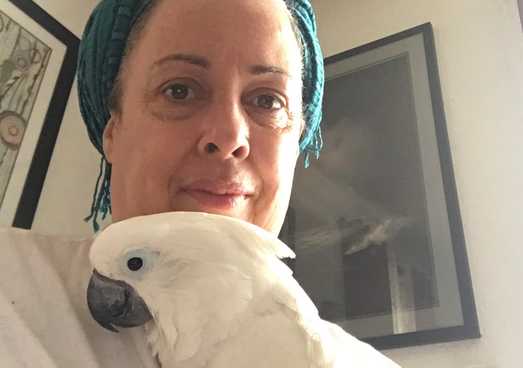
[86,211,295,338]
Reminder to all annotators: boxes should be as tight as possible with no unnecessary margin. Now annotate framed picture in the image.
[280,23,480,349]
[0,0,79,229]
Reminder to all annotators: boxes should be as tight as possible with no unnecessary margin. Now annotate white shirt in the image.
[0,226,160,368]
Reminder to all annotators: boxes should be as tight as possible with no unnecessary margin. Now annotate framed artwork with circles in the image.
[0,0,78,228]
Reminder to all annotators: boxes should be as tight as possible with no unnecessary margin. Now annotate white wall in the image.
[310,0,523,367]
[27,0,523,366]
[31,0,109,236]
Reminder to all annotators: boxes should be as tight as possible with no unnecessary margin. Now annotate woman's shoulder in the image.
[0,226,93,247]
[0,226,160,367]
[0,226,94,283]
[0,225,94,299]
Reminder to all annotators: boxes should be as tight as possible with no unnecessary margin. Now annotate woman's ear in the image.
[299,117,306,139]
[297,119,306,158]
[102,114,119,163]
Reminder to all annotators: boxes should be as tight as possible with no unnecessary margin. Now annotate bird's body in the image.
[88,212,399,368]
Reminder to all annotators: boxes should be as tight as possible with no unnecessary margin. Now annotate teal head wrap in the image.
[77,0,324,232]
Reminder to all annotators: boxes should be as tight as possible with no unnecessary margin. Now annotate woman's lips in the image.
[183,190,246,209]
[181,180,254,210]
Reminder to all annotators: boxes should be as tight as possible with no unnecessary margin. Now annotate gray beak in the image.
[87,269,152,333]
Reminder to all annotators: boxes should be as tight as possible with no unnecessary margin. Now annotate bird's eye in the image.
[122,248,158,277]
[127,257,144,271]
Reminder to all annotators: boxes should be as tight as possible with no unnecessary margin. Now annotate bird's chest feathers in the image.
[144,260,258,367]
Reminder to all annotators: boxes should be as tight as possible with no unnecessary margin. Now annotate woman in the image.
[78,0,324,236]
[0,0,398,366]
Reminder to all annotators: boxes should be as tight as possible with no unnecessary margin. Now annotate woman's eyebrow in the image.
[152,53,210,70]
[151,53,289,77]
[249,65,289,77]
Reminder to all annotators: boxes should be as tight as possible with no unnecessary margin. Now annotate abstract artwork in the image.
[0,9,51,207]
[0,0,78,229]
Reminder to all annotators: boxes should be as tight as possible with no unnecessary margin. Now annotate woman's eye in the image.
[163,83,195,100]
[243,90,292,129]
[251,94,284,110]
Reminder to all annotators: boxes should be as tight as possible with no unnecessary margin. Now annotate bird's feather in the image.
[89,212,400,368]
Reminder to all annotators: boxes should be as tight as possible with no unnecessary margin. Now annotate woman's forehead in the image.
[133,0,301,70]
[149,0,291,24]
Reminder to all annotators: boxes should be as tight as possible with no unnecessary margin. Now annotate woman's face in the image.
[103,0,304,234]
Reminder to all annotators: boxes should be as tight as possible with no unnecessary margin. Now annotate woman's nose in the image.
[197,100,250,160]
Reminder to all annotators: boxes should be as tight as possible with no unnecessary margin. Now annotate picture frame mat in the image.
[0,1,66,226]
[322,31,463,335]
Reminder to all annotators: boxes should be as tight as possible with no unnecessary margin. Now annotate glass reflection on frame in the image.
[280,23,480,350]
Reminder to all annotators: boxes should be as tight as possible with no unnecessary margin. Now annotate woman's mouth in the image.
[181,180,254,210]
[183,190,246,209]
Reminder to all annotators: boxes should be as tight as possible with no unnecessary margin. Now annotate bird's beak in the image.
[87,269,152,333]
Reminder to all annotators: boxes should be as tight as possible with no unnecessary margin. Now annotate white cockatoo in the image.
[87,212,400,368]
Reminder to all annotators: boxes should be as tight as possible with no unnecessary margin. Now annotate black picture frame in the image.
[1,0,79,229]
[280,23,480,350]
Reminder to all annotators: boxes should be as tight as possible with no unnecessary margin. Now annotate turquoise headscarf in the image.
[77,0,325,232]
